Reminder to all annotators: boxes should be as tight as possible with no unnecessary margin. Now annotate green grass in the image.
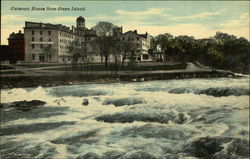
[15,64,65,68]
[0,71,24,74]
[44,63,187,72]
[0,65,14,70]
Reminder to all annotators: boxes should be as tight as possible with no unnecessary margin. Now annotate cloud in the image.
[116,8,169,17]
[1,14,32,25]
[121,22,249,40]
[87,8,170,24]
[169,10,225,20]
[43,16,76,24]
[218,12,249,29]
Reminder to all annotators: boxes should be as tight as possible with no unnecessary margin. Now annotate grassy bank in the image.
[43,62,187,72]
[0,71,237,89]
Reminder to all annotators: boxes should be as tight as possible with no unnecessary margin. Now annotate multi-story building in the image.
[120,30,152,61]
[24,16,98,63]
[8,31,25,63]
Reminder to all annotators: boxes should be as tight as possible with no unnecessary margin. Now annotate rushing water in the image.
[0,77,249,159]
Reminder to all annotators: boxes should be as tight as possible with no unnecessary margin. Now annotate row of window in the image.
[61,57,96,62]
[32,37,51,42]
[122,37,140,41]
[60,39,72,43]
[60,32,73,38]
[60,45,67,49]
[31,44,52,49]
[32,30,51,36]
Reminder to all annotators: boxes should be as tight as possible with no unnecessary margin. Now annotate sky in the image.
[1,1,249,44]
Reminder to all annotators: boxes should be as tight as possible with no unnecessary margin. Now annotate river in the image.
[0,76,249,159]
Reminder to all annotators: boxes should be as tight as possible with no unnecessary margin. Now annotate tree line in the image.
[151,32,250,72]
[44,21,249,74]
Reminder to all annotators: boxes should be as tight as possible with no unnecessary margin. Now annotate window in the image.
[40,31,43,35]
[137,37,139,41]
[49,55,51,60]
[63,58,65,61]
[32,54,35,60]
[48,31,51,35]
[32,44,35,49]
[40,44,43,49]
[48,44,51,48]
[32,31,34,35]
[40,37,43,42]
[32,37,34,41]
[39,54,45,62]
[49,38,51,42]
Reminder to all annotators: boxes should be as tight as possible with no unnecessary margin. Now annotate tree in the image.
[207,47,223,71]
[120,41,137,69]
[95,36,117,70]
[110,40,123,75]
[92,21,118,36]
[66,40,82,72]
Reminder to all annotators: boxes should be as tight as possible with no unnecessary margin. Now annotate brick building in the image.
[8,31,25,63]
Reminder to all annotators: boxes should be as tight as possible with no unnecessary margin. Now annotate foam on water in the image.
[0,77,249,158]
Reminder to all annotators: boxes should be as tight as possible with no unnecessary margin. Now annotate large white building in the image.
[24,16,99,63]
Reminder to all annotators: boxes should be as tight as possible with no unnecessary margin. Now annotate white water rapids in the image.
[0,77,249,159]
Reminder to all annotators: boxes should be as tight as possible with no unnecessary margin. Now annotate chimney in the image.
[19,30,21,33]
[72,26,75,33]
[134,30,137,34]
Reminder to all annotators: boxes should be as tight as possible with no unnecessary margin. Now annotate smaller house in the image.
[120,30,151,62]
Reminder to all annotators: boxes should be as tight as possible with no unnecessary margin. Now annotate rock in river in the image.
[8,100,46,111]
[82,99,89,106]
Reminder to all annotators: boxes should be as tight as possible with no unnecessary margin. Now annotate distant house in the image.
[154,44,164,62]
[120,30,152,62]
[8,31,25,63]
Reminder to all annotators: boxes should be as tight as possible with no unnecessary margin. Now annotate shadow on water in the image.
[102,97,144,106]
[48,86,109,97]
[1,121,76,136]
[96,110,190,124]
[1,106,69,123]
[119,124,194,140]
[0,141,57,159]
[51,129,100,145]
[169,87,249,97]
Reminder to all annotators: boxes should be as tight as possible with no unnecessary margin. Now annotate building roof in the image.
[123,30,148,39]
[8,32,24,40]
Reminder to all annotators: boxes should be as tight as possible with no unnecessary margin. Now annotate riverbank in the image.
[0,70,242,89]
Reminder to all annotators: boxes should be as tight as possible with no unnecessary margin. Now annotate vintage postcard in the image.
[1,0,249,159]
